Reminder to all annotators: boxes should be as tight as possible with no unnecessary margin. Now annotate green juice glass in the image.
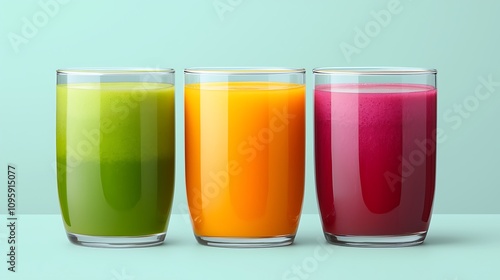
[56,68,175,247]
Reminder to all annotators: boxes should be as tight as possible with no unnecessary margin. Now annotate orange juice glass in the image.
[184,68,305,247]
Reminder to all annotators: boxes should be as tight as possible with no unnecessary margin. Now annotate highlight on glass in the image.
[184,67,306,248]
[314,67,437,247]
[56,68,175,247]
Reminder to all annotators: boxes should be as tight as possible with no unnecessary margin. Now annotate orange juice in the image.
[185,81,305,238]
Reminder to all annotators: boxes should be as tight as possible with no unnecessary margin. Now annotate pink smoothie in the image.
[314,83,437,236]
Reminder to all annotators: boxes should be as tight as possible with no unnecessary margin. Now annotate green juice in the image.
[56,82,175,236]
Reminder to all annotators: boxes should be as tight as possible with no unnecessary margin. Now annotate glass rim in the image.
[56,67,175,75]
[312,67,437,75]
[184,67,306,75]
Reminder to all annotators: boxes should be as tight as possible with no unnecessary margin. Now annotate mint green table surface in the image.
[1,214,498,280]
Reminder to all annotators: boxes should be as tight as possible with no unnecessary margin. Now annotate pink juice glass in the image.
[313,67,437,247]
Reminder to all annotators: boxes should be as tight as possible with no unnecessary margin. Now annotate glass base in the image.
[195,235,295,248]
[67,232,166,248]
[324,232,427,247]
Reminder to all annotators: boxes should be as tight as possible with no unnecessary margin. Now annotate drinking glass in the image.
[314,67,437,247]
[184,67,305,247]
[56,68,175,247]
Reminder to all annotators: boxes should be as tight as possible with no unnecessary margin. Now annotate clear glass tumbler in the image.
[56,68,175,247]
[314,67,437,247]
[184,67,306,247]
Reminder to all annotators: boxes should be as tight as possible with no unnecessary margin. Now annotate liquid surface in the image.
[56,82,175,236]
[315,83,437,236]
[185,81,305,237]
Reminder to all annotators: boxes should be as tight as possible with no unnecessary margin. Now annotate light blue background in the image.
[2,214,500,280]
[0,0,499,215]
